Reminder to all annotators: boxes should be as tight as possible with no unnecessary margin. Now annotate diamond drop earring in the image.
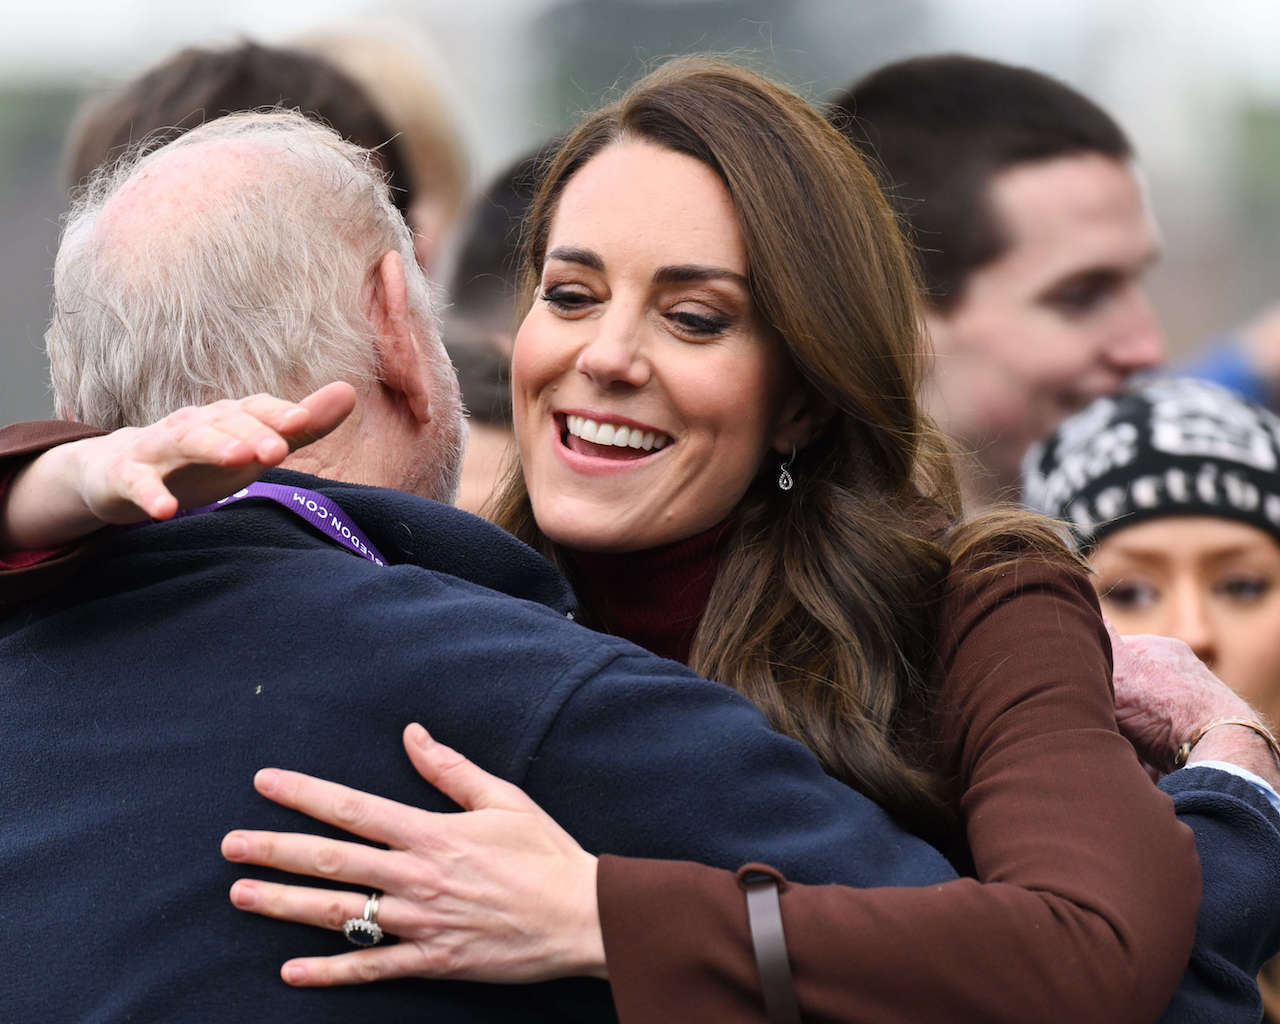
[778,449,795,492]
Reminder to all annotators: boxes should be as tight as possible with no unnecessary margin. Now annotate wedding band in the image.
[342,890,384,946]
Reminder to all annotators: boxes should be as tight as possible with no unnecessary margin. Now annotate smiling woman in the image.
[489,61,967,819]
[511,140,805,555]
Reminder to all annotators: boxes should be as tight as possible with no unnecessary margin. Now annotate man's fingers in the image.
[403,723,533,813]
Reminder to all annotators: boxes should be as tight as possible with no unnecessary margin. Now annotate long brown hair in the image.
[492,57,1077,834]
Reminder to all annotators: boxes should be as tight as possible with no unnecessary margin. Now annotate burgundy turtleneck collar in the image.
[565,521,730,665]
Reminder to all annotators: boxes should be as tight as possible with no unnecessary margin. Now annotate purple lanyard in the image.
[172,482,387,566]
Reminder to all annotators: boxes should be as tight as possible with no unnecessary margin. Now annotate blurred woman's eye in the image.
[1214,574,1272,604]
[1099,578,1158,612]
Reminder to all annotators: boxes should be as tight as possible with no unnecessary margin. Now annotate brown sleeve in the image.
[599,856,765,1023]
[0,420,109,614]
[599,558,1201,1024]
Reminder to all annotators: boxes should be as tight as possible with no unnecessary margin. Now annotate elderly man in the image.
[0,112,1277,1023]
[831,55,1166,509]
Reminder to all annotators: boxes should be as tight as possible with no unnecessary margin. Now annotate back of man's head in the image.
[47,109,437,432]
[830,54,1133,308]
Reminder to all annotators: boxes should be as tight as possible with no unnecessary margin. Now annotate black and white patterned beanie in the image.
[1022,377,1280,551]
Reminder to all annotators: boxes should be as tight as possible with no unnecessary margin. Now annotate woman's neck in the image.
[566,521,729,665]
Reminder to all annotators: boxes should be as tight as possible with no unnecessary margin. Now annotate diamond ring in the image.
[342,891,384,947]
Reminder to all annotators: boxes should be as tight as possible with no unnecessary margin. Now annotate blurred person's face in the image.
[925,154,1164,496]
[1093,516,1280,723]
[409,195,451,274]
[512,141,804,552]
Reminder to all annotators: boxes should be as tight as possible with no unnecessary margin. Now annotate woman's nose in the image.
[575,310,651,389]
[1166,587,1217,672]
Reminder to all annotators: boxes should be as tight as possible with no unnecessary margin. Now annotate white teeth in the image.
[564,415,671,452]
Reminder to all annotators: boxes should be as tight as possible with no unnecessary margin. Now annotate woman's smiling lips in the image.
[555,411,673,467]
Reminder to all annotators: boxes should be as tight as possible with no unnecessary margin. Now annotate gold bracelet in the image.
[1174,718,1280,770]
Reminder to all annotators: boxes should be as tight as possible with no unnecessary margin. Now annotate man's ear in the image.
[369,250,432,425]
[770,384,835,456]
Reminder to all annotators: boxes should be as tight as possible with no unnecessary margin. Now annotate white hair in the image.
[47,109,447,433]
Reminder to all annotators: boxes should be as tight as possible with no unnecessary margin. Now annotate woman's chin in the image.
[535,502,721,555]
[538,519,651,554]
[533,504,662,554]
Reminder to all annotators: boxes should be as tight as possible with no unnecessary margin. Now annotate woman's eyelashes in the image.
[1214,574,1272,604]
[541,284,596,314]
[1099,577,1157,611]
[1099,573,1274,612]
[540,283,734,338]
[665,308,731,338]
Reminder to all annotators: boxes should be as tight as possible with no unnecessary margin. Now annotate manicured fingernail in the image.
[223,835,248,860]
[283,964,306,985]
[255,768,280,794]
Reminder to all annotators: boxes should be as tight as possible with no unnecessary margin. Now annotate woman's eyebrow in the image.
[546,246,604,271]
[653,264,748,287]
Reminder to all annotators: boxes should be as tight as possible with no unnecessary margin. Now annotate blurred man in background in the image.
[439,142,560,514]
[832,55,1165,509]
